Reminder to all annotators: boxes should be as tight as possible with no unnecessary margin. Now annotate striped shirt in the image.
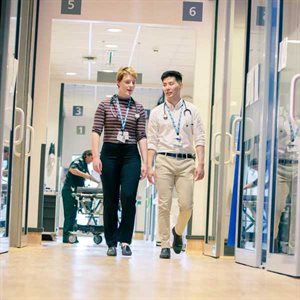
[92,96,147,144]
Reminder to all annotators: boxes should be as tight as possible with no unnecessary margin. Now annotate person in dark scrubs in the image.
[62,150,99,243]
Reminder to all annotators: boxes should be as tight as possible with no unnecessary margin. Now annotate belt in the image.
[158,152,195,159]
[278,159,298,165]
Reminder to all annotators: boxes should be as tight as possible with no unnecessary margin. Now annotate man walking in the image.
[147,70,205,259]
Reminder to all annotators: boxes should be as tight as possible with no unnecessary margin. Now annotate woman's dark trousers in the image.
[101,143,141,247]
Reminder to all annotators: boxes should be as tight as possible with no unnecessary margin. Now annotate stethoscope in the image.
[163,100,193,127]
[110,95,140,120]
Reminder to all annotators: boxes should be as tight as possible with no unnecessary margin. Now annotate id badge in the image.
[123,131,129,140]
[287,142,296,153]
[174,136,183,148]
[117,131,126,143]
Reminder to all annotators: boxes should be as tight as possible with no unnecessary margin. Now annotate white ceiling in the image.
[50,20,197,116]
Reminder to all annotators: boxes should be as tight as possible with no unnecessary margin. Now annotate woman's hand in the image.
[140,162,147,180]
[93,156,102,175]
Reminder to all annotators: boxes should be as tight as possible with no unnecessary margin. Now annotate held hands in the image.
[194,164,204,181]
[93,156,102,175]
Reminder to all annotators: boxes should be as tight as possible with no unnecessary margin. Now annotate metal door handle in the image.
[232,117,242,155]
[213,132,221,165]
[13,107,25,145]
[224,132,233,164]
[289,74,300,124]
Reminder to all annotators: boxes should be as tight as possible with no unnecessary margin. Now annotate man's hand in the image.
[194,164,204,181]
[147,168,155,184]
[93,156,102,175]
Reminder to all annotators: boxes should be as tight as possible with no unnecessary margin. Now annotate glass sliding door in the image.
[266,0,300,277]
[0,0,19,253]
[8,0,37,247]
[235,0,279,267]
[204,0,247,257]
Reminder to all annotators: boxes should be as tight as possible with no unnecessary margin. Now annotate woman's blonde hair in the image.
[116,66,137,81]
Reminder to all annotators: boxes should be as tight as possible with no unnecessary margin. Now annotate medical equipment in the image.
[70,186,104,244]
[163,100,193,127]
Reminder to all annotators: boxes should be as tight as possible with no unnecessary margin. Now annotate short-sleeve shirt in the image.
[64,157,89,188]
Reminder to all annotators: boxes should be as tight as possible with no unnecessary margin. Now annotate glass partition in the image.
[204,0,247,257]
[0,0,18,253]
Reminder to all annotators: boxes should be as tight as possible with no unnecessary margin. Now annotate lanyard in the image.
[166,103,183,136]
[288,117,296,142]
[116,97,131,131]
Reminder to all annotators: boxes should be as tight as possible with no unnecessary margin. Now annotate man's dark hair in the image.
[82,150,92,159]
[161,70,183,83]
[249,158,258,168]
[4,146,9,153]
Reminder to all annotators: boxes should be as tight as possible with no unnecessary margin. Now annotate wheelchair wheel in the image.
[93,235,103,245]
[68,234,78,244]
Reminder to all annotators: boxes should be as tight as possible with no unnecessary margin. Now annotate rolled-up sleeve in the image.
[147,108,159,151]
[92,102,105,136]
[193,109,205,147]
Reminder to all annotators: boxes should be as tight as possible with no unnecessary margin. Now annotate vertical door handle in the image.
[213,132,234,165]
[232,117,242,155]
[13,107,25,145]
[25,125,34,157]
[224,132,233,164]
[289,74,300,124]
[14,125,34,157]
[213,132,221,165]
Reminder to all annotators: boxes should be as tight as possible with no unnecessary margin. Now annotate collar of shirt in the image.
[165,98,184,111]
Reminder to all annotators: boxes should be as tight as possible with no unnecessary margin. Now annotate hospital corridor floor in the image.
[0,237,299,300]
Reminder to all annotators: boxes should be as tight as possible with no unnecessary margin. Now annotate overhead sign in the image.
[76,126,85,135]
[182,1,203,22]
[61,0,82,15]
[73,106,83,116]
[256,6,265,26]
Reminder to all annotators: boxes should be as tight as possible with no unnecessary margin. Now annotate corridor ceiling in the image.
[50,20,197,116]
[50,20,196,87]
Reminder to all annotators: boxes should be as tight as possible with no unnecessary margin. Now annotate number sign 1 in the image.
[182,1,203,22]
[76,126,85,135]
[61,0,82,15]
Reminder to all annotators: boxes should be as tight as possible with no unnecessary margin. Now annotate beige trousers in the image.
[155,155,195,248]
[275,163,297,249]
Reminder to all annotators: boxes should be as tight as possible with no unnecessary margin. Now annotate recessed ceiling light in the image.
[107,28,122,33]
[102,69,114,73]
[66,72,77,76]
[105,44,118,48]
[106,95,113,98]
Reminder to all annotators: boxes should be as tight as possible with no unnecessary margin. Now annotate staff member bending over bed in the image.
[62,150,99,243]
